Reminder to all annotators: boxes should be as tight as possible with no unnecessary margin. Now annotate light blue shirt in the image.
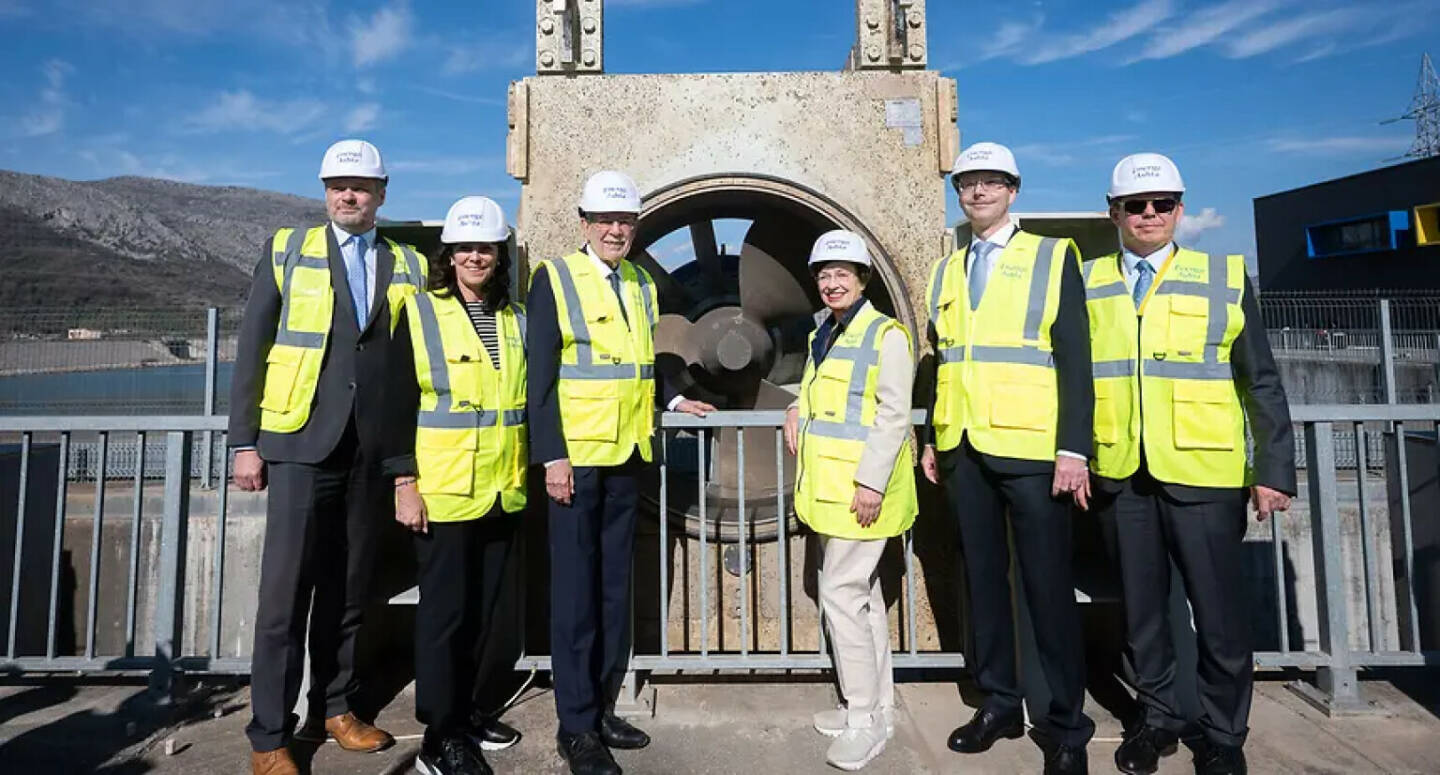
[966,220,1017,280]
[331,222,378,315]
[1119,242,1173,299]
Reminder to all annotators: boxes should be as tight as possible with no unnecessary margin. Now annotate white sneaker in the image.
[825,717,888,771]
[814,705,894,739]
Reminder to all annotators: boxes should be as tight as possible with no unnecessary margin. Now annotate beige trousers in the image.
[819,536,895,725]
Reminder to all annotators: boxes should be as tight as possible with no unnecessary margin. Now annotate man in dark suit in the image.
[229,139,426,775]
[919,143,1095,775]
[1086,153,1294,775]
[527,170,714,775]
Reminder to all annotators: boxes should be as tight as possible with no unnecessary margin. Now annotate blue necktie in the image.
[345,234,368,326]
[1133,259,1155,307]
[608,270,629,326]
[968,241,995,310]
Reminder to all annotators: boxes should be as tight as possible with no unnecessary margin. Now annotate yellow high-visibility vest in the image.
[405,292,527,521]
[534,250,659,467]
[259,225,427,433]
[1083,248,1249,487]
[924,231,1076,460]
[795,301,918,540]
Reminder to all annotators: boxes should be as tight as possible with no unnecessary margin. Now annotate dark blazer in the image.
[922,235,1094,476]
[227,224,409,469]
[526,258,681,467]
[1093,272,1298,503]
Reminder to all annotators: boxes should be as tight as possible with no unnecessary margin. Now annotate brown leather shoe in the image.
[322,712,395,752]
[251,748,299,775]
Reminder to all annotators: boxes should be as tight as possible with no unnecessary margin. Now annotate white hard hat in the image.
[318,139,387,181]
[952,142,1021,182]
[441,196,509,244]
[808,230,872,268]
[1108,153,1185,199]
[578,170,643,214]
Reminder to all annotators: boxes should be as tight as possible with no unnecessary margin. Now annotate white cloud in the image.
[345,102,381,132]
[351,1,414,68]
[79,148,279,184]
[390,157,500,175]
[1013,134,1137,166]
[1020,0,1175,64]
[1223,8,1353,58]
[415,86,506,106]
[184,90,328,135]
[608,0,706,6]
[1266,135,1413,155]
[441,36,531,75]
[17,59,72,138]
[1176,207,1225,242]
[1126,0,1281,63]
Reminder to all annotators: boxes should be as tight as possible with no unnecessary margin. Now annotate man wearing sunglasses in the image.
[1083,154,1295,775]
[921,142,1095,775]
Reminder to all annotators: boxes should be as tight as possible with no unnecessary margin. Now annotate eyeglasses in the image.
[586,214,638,228]
[1120,197,1179,215]
[955,177,1012,193]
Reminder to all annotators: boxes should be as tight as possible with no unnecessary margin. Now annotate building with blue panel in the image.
[1254,155,1440,292]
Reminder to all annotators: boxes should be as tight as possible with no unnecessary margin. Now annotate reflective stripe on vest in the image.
[794,300,918,540]
[538,251,659,467]
[258,225,427,434]
[407,292,527,521]
[925,232,1073,459]
[1084,249,1248,486]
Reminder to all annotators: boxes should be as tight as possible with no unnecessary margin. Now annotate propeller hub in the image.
[716,331,753,371]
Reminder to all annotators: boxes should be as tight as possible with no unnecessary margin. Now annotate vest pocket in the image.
[933,369,956,426]
[259,348,304,412]
[417,443,475,496]
[1171,380,1236,450]
[560,380,621,442]
[811,443,862,504]
[990,381,1052,431]
[1166,294,1209,356]
[1093,381,1125,444]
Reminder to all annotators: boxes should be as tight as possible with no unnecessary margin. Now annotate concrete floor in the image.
[2,675,1439,774]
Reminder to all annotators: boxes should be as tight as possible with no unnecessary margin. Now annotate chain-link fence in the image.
[0,307,241,416]
[1,296,1436,413]
[1258,292,1440,405]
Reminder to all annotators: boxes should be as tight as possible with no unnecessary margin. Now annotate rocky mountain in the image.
[0,170,326,310]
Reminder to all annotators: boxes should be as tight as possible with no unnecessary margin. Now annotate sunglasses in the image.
[1120,198,1179,215]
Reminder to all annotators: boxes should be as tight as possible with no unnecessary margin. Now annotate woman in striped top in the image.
[384,196,527,775]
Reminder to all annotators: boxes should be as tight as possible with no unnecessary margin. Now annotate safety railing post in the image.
[201,308,219,489]
[1288,421,1369,714]
[149,431,192,701]
[1380,299,1398,409]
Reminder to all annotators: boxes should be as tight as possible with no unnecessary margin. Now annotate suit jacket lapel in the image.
[365,239,395,332]
[326,225,362,332]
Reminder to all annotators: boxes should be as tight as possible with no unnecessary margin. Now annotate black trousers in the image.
[245,426,388,752]
[940,443,1095,747]
[413,507,521,738]
[548,453,642,735]
[1096,466,1253,747]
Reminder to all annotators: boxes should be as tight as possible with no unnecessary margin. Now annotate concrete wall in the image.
[509,69,959,328]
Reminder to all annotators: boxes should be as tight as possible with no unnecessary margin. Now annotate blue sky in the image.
[1,0,1436,259]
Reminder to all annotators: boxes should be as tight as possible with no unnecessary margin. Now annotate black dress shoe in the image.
[417,732,492,775]
[599,713,651,750]
[946,706,1024,753]
[1195,741,1246,775]
[557,731,621,775]
[1044,744,1089,775]
[464,714,521,751]
[1116,724,1179,775]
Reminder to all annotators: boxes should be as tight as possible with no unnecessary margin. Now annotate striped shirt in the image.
[463,300,501,369]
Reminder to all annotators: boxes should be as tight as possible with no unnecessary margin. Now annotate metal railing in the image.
[2,406,1437,715]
